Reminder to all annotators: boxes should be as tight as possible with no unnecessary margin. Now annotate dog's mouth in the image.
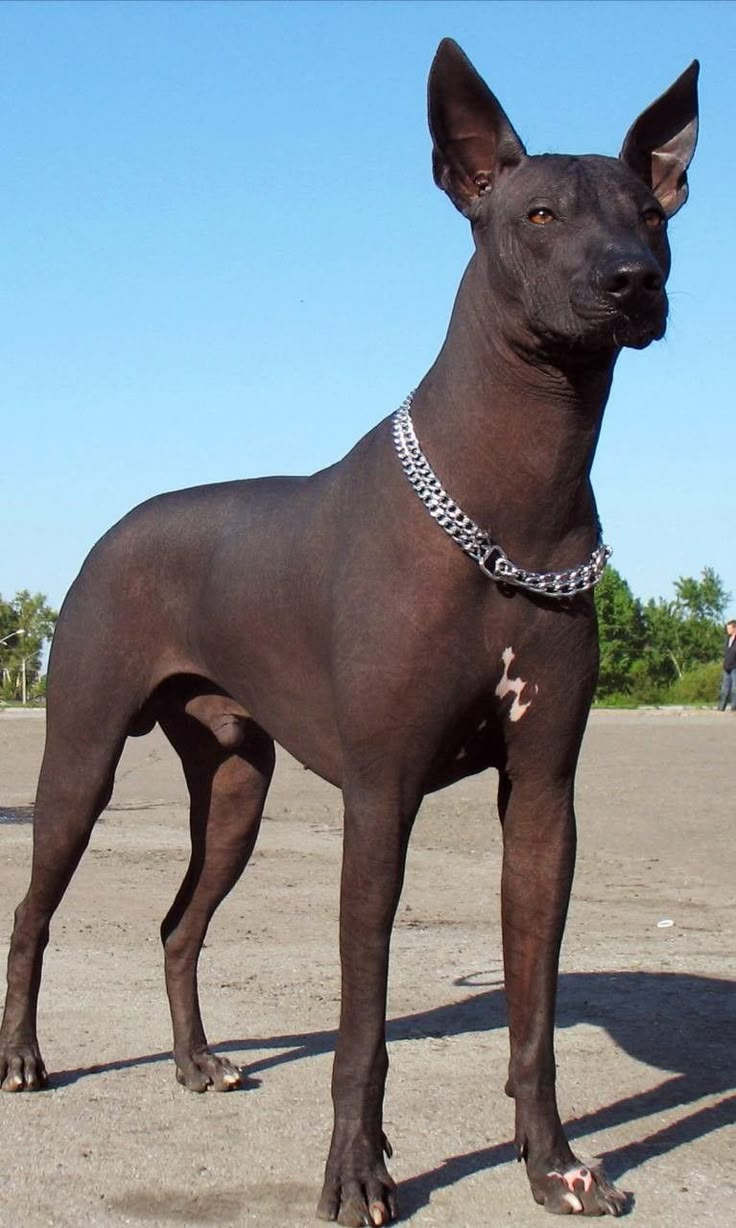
[569,294,668,352]
[611,311,667,349]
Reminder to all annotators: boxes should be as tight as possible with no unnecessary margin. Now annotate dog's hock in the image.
[495,647,537,722]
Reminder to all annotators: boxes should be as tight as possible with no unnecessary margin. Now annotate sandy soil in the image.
[0,708,733,1227]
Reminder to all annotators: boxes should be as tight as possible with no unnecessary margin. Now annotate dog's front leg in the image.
[317,779,419,1228]
[500,774,626,1216]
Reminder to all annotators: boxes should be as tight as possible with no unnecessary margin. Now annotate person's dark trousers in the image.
[718,669,736,710]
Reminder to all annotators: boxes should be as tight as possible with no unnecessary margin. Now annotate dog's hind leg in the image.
[0,705,130,1092]
[157,690,274,1092]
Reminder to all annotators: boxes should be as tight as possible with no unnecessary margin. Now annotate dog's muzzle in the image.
[595,254,668,348]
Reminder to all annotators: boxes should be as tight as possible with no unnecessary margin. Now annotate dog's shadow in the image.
[52,970,734,1216]
[392,970,735,1215]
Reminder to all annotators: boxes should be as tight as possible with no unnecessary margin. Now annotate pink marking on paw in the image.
[556,1166,594,1194]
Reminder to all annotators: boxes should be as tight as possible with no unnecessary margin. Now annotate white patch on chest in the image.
[495,646,538,722]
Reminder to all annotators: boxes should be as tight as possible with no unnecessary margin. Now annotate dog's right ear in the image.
[428,39,526,216]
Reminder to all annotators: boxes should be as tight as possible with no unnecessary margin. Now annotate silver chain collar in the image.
[392,393,611,599]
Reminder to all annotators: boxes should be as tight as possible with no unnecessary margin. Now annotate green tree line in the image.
[0,591,57,703]
[595,565,728,705]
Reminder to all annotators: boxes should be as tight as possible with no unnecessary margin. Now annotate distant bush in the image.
[592,692,642,709]
[666,661,721,705]
[594,661,720,708]
[626,659,667,705]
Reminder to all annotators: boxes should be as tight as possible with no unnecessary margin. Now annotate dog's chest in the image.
[426,643,540,790]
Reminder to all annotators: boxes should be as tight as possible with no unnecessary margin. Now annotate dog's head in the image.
[428,41,698,360]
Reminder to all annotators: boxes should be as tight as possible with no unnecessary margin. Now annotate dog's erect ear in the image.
[620,61,699,217]
[428,39,526,216]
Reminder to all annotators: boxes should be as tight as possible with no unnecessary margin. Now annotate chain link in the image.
[392,394,611,599]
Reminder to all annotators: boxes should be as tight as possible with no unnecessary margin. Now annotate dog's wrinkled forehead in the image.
[482,153,661,220]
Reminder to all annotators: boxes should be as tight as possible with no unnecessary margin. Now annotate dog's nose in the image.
[598,257,663,306]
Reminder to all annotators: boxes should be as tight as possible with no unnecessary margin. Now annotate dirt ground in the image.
[0,708,733,1227]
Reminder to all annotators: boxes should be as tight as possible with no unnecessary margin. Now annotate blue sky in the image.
[2,0,733,617]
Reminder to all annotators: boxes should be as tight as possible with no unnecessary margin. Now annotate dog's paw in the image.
[175,1048,242,1093]
[531,1164,629,1216]
[316,1176,396,1227]
[0,1041,48,1092]
[317,1134,396,1226]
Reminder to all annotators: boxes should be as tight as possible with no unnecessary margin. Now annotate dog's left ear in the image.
[620,61,699,217]
[428,39,526,216]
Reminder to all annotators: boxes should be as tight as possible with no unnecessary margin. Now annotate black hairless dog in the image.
[0,40,698,1223]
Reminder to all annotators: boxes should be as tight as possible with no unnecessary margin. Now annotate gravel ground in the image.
[0,707,733,1227]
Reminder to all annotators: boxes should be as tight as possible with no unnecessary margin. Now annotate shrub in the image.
[666,660,721,705]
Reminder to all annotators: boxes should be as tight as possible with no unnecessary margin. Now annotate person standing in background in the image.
[718,620,736,710]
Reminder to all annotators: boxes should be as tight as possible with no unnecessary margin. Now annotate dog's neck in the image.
[408,256,618,561]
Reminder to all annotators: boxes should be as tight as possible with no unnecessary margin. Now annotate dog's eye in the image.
[528,207,556,225]
[642,208,665,230]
